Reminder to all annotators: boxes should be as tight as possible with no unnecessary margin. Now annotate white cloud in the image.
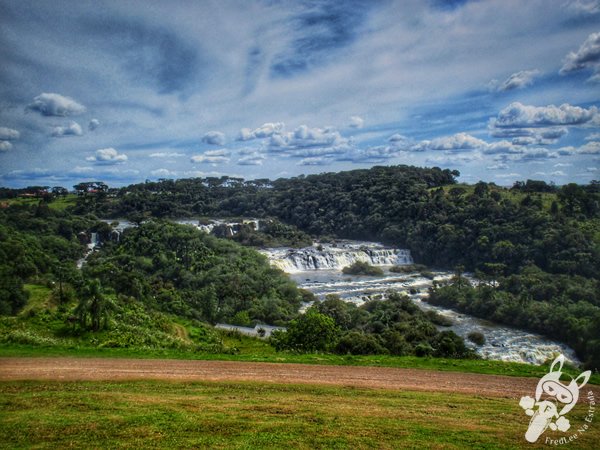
[560,32,600,81]
[26,93,86,116]
[149,152,185,158]
[411,132,487,152]
[0,127,20,140]
[515,148,559,161]
[578,141,600,154]
[491,102,598,128]
[349,116,364,128]
[86,147,128,164]
[88,119,100,131]
[585,132,600,141]
[237,122,285,141]
[486,163,509,170]
[298,156,331,166]
[237,153,266,165]
[554,162,573,167]
[51,121,83,137]
[0,141,13,152]
[190,149,231,164]
[550,170,566,176]
[388,133,408,143]
[492,69,541,92]
[202,131,226,145]
[490,126,568,145]
[482,140,523,154]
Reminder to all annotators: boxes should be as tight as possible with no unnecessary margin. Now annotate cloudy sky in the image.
[0,0,599,188]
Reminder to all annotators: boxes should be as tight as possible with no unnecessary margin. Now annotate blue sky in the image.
[0,0,599,188]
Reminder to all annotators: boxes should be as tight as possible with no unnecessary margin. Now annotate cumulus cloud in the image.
[51,121,83,137]
[0,141,13,152]
[491,102,598,128]
[560,32,600,81]
[411,133,487,152]
[0,127,20,140]
[202,131,226,146]
[490,126,569,145]
[578,141,600,154]
[277,125,346,150]
[86,147,128,164]
[514,148,559,161]
[190,149,231,164]
[237,153,266,165]
[486,163,509,170]
[237,122,285,141]
[491,69,541,92]
[388,133,409,143]
[26,93,86,116]
[88,119,100,131]
[349,116,364,128]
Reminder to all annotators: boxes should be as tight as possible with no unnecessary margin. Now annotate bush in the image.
[342,261,384,276]
[389,264,427,273]
[335,331,387,355]
[467,331,486,346]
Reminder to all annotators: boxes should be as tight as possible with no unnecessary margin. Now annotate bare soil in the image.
[5,357,598,399]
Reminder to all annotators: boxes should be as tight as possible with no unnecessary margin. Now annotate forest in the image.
[1,165,599,369]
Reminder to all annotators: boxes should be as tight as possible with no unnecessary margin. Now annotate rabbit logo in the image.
[519,355,592,443]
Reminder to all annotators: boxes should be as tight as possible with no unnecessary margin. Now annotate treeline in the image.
[272,292,473,359]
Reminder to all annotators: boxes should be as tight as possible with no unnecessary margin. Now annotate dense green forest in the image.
[1,165,599,369]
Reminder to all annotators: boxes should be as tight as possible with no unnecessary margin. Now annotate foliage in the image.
[342,261,384,276]
[82,220,302,325]
[279,292,474,359]
[271,310,340,352]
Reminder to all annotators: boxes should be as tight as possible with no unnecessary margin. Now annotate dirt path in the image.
[6,357,598,399]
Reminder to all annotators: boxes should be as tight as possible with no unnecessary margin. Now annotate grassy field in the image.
[0,380,598,449]
[3,194,77,211]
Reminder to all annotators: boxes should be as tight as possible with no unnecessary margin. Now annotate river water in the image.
[262,241,581,366]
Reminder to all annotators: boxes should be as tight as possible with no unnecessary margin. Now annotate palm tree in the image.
[75,279,113,331]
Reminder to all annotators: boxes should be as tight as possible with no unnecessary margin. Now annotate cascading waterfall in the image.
[263,241,413,273]
[263,240,581,367]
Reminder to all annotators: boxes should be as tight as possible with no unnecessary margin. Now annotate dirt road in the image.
[5,357,593,399]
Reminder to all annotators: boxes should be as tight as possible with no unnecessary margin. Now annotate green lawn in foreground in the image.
[0,380,597,449]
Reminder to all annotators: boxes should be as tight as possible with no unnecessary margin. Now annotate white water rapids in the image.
[262,241,581,366]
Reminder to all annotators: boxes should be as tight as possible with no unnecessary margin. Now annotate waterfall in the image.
[263,242,413,273]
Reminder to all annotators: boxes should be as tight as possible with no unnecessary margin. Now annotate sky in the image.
[0,0,599,188]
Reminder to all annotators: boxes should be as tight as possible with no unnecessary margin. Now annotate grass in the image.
[0,380,598,449]
[2,194,77,211]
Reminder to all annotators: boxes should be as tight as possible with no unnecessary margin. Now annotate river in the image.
[261,241,581,366]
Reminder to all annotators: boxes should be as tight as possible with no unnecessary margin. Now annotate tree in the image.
[271,310,340,352]
[74,279,113,331]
